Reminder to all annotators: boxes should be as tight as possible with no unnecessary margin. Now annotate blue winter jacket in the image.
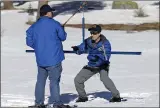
[76,35,111,67]
[26,16,67,66]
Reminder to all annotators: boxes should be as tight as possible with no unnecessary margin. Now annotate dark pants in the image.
[74,64,120,98]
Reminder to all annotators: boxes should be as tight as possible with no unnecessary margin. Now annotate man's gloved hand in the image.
[71,46,79,51]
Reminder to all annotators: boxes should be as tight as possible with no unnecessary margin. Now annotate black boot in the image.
[28,104,46,108]
[48,104,72,108]
[76,97,88,102]
[109,97,121,102]
[56,104,73,108]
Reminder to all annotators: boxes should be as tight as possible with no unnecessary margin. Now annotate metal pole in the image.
[25,50,142,55]
[82,8,85,43]
[63,1,87,26]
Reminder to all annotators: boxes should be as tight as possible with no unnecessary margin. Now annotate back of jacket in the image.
[26,16,67,66]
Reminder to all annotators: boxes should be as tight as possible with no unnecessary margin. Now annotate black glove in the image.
[71,46,79,51]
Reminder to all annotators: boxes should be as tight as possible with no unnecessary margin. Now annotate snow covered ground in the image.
[2,1,159,24]
[13,1,159,24]
[1,1,159,107]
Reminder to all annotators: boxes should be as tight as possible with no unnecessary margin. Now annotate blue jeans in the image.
[35,63,62,105]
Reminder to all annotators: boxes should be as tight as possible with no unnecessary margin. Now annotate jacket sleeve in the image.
[73,38,88,55]
[101,40,111,61]
[91,40,111,66]
[56,22,67,41]
[76,42,86,54]
[94,40,111,62]
[26,25,35,49]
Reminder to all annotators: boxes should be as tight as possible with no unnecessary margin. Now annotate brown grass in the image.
[26,21,35,25]
[26,22,159,31]
[1,7,16,10]
[65,22,159,31]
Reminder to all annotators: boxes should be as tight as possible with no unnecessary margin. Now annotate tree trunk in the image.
[3,1,14,9]
[36,1,48,20]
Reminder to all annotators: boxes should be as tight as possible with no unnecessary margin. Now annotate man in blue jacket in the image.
[72,25,121,103]
[26,4,68,108]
